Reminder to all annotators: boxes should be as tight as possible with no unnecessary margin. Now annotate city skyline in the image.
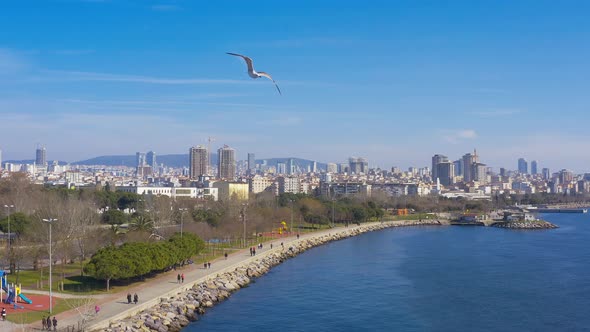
[2,1,590,171]
[0,144,581,175]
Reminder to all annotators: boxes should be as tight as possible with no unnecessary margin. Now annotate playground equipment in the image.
[0,271,32,305]
[277,221,288,234]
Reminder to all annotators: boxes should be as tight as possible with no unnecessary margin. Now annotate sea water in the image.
[184,213,590,331]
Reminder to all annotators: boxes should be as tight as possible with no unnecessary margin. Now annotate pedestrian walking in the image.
[133,293,139,304]
[42,316,47,330]
[224,252,228,260]
[249,247,253,256]
[127,292,132,304]
[297,234,300,239]
[177,273,181,284]
[270,243,273,249]
[204,262,207,269]
[181,273,185,283]
[1,308,6,321]
[52,316,57,331]
[207,262,211,269]
[95,305,101,314]
[253,248,256,256]
[46,316,52,330]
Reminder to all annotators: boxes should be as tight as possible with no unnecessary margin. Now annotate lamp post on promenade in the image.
[331,198,335,228]
[290,200,294,235]
[178,208,187,238]
[241,204,247,247]
[43,218,57,314]
[4,205,14,272]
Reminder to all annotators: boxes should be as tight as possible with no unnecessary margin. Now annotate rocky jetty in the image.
[491,220,558,229]
[99,220,440,332]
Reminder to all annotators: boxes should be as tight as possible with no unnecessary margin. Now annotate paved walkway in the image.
[15,222,398,332]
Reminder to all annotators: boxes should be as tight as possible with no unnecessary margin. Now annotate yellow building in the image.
[213,181,249,201]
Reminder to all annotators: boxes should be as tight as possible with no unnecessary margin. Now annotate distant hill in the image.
[73,154,218,168]
[258,158,327,172]
[4,159,68,166]
[72,155,325,170]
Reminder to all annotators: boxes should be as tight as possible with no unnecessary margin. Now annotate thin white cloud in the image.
[255,116,302,127]
[442,129,478,144]
[51,49,95,55]
[151,4,180,11]
[470,108,523,117]
[41,70,246,85]
[0,48,29,74]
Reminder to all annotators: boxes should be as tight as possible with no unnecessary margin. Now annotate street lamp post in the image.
[331,198,335,228]
[178,208,187,238]
[290,200,294,235]
[4,204,14,273]
[241,204,247,247]
[4,204,14,249]
[43,218,57,315]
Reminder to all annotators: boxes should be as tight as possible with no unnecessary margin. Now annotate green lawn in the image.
[7,298,93,324]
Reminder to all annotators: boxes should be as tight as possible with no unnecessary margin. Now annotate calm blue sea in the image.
[185,213,590,332]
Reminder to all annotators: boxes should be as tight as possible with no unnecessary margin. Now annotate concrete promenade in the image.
[15,221,419,332]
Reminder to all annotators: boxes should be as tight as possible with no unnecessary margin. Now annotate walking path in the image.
[14,221,409,332]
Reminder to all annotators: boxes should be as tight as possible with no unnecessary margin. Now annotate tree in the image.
[0,212,32,236]
[102,209,128,225]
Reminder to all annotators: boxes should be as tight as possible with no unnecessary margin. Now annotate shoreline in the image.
[92,220,441,332]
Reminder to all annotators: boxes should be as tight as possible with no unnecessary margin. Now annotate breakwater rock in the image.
[100,220,440,332]
[491,220,558,229]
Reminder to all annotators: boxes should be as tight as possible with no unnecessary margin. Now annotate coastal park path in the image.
[19,221,404,332]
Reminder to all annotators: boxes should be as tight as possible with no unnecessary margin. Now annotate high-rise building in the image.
[473,163,488,184]
[531,160,538,175]
[135,152,145,168]
[217,145,236,180]
[462,151,478,183]
[453,159,463,177]
[348,157,368,174]
[36,146,47,166]
[559,169,573,184]
[287,158,296,175]
[542,168,550,180]
[146,151,157,169]
[189,146,209,179]
[436,161,454,186]
[500,168,507,177]
[247,153,255,175]
[311,161,317,173]
[431,154,448,181]
[327,163,338,173]
[277,162,287,174]
[518,158,528,174]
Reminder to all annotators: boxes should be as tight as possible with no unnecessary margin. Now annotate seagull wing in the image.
[226,52,255,73]
[258,71,282,95]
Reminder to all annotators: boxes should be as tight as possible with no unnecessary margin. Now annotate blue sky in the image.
[1,0,589,172]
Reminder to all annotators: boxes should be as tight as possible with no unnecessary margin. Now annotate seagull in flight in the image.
[226,52,281,95]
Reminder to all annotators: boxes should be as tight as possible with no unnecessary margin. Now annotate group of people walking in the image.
[127,293,139,304]
[203,262,211,269]
[41,316,57,331]
[177,273,185,283]
[249,247,257,256]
